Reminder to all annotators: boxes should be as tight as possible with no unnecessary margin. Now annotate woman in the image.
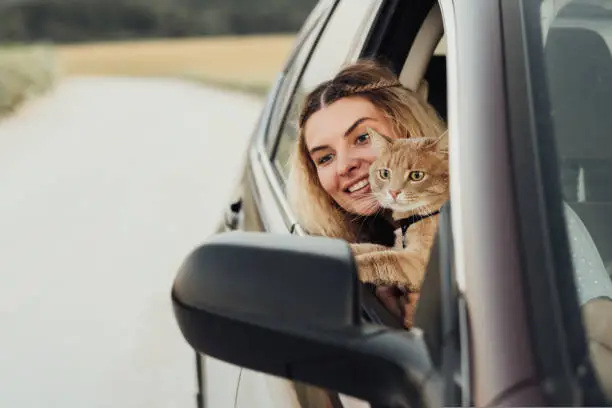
[287,59,447,327]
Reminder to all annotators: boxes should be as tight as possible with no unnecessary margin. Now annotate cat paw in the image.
[350,242,389,256]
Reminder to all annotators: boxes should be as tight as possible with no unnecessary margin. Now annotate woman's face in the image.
[304,96,398,215]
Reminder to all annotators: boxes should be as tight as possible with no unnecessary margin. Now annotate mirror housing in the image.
[171,232,438,408]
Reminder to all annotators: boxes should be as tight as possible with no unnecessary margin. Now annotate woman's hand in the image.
[375,284,420,329]
[582,297,612,397]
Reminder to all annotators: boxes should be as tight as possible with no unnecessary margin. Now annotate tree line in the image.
[0,0,318,43]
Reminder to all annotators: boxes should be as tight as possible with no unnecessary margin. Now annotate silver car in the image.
[172,0,612,406]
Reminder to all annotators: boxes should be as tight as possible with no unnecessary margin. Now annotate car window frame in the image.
[441,0,557,404]
[500,0,607,404]
[252,0,386,234]
[262,0,338,155]
[246,1,338,234]
[269,0,385,184]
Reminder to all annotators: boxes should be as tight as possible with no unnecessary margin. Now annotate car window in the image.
[538,0,612,293]
[272,0,383,181]
[527,0,612,399]
[264,4,331,151]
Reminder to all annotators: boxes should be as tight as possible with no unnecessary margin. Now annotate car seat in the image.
[544,23,612,276]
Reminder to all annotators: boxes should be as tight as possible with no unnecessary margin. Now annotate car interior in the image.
[403,0,612,281]
[389,0,612,272]
[545,23,612,277]
[363,0,612,312]
[387,3,447,122]
[541,3,612,394]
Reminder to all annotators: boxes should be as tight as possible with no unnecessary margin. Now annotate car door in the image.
[235,0,461,407]
[493,0,612,403]
[235,1,389,407]
[198,3,335,408]
[432,0,612,404]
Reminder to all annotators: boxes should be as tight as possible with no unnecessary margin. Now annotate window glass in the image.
[273,0,383,180]
[527,0,612,399]
[265,8,329,150]
[537,0,612,294]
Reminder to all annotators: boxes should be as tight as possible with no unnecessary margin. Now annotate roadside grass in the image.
[0,44,59,119]
[56,34,296,96]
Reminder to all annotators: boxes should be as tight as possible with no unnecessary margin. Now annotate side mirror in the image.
[171,231,440,408]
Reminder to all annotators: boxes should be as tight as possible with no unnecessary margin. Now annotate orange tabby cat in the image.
[351,127,449,292]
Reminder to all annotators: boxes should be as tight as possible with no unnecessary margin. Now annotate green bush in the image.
[0,45,59,119]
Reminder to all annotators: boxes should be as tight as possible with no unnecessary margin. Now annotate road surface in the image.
[0,77,263,408]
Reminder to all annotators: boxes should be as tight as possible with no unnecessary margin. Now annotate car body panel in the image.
[236,369,302,408]
[449,0,541,405]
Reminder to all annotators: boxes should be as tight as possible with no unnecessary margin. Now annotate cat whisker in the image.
[352,201,384,240]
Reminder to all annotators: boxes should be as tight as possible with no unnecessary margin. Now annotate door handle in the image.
[224,198,243,230]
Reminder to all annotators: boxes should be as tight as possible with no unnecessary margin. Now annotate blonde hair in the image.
[287,59,446,243]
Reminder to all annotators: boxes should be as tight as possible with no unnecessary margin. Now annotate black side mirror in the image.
[171,231,440,408]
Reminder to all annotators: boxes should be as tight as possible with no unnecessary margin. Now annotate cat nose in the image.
[389,190,401,199]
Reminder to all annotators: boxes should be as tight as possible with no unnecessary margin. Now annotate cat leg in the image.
[354,249,427,292]
[349,242,391,256]
[393,228,405,249]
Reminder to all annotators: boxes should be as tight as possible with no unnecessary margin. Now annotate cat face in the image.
[367,127,449,213]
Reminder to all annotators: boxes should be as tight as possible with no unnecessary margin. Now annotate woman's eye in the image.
[317,154,333,165]
[356,133,370,144]
[378,168,391,180]
[409,170,425,181]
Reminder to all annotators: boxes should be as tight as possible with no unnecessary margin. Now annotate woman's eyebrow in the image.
[344,117,373,137]
[309,145,328,155]
[308,117,374,155]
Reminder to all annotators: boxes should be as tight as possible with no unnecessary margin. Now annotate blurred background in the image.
[0,0,318,116]
[0,1,316,407]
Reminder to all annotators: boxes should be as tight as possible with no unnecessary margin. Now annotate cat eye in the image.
[378,168,391,180]
[409,170,426,182]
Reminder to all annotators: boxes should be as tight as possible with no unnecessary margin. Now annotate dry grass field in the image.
[57,34,296,95]
[0,45,58,119]
[0,34,295,119]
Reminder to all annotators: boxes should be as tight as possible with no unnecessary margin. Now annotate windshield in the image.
[528,0,612,399]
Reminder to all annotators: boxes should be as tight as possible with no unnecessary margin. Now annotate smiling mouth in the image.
[346,179,369,193]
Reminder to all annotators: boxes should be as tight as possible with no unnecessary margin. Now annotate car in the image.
[171,0,612,406]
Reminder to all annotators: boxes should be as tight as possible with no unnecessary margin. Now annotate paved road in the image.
[0,77,263,408]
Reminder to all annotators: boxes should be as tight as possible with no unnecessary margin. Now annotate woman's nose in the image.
[337,154,359,177]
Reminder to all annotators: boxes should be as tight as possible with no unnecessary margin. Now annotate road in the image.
[0,77,263,408]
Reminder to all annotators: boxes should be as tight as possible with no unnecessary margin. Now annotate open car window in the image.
[271,0,384,182]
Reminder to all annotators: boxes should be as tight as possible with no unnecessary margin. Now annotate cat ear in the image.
[367,127,393,153]
[431,130,449,153]
[421,130,448,153]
